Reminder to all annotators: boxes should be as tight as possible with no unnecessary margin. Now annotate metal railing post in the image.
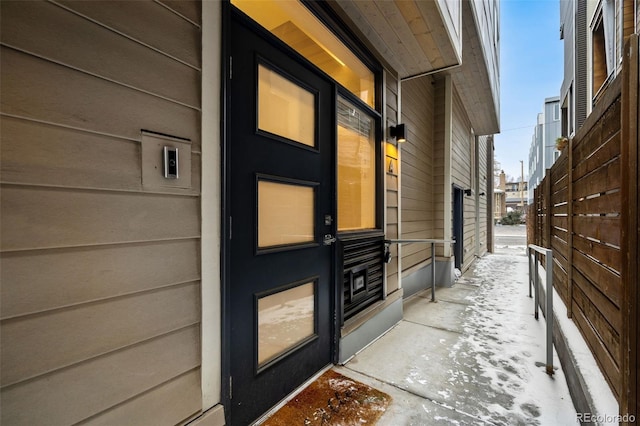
[528,244,554,376]
[534,252,539,320]
[528,247,532,298]
[431,241,436,302]
[384,239,454,304]
[545,250,554,375]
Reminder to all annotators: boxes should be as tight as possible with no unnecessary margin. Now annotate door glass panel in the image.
[257,281,315,367]
[233,0,375,107]
[258,65,315,147]
[337,97,376,231]
[258,179,315,247]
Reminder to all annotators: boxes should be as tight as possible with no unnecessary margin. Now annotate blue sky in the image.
[494,0,564,182]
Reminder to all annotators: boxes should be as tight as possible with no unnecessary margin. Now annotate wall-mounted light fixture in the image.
[390,123,407,142]
[464,188,474,196]
[479,192,486,196]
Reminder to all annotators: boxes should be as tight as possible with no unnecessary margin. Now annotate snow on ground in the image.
[451,252,578,425]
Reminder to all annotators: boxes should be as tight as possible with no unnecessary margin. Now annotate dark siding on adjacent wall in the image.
[0,1,203,424]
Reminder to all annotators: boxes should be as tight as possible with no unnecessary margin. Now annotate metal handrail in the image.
[384,239,455,302]
[527,244,554,376]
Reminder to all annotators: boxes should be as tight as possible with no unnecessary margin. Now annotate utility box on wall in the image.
[141,131,192,190]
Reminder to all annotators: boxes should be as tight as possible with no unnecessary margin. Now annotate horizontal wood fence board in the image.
[572,215,621,247]
[551,234,569,260]
[573,233,622,273]
[572,157,621,200]
[1,1,200,108]
[551,159,568,183]
[573,264,622,332]
[573,283,621,367]
[573,132,621,181]
[552,215,568,231]
[572,191,621,215]
[572,249,621,307]
[1,47,201,148]
[572,300,621,398]
[1,325,200,425]
[1,282,200,386]
[1,186,200,251]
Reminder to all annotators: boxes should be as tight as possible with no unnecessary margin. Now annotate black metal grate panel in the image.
[341,235,384,322]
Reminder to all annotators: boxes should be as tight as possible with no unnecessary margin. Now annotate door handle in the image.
[323,234,337,246]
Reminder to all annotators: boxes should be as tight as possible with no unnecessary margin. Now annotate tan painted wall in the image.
[0,1,203,424]
[400,76,435,272]
[385,72,401,294]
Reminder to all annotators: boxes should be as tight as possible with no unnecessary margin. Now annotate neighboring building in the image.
[528,96,562,203]
[0,1,499,425]
[495,170,527,217]
[560,0,635,138]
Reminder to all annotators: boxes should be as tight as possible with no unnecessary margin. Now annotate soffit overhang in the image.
[448,0,500,135]
[331,0,500,136]
[331,0,463,79]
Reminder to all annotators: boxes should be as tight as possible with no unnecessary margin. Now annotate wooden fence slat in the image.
[573,215,621,247]
[572,248,621,308]
[572,191,621,215]
[573,233,622,273]
[573,157,622,199]
[573,131,621,181]
[620,34,639,422]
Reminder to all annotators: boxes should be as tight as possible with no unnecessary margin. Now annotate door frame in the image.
[221,5,339,422]
[221,2,385,422]
[453,185,465,270]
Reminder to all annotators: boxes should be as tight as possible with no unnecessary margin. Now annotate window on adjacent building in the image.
[591,0,615,99]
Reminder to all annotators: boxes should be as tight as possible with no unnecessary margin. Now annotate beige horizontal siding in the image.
[1,116,201,194]
[386,74,400,293]
[432,78,446,256]
[1,186,200,251]
[1,1,200,108]
[0,1,203,424]
[56,0,201,68]
[77,370,202,426]
[1,47,200,148]
[2,282,200,386]
[2,326,201,426]
[451,85,479,272]
[400,76,435,272]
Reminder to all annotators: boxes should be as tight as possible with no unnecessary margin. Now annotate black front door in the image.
[226,16,335,425]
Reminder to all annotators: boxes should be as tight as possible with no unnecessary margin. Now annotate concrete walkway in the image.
[336,235,578,425]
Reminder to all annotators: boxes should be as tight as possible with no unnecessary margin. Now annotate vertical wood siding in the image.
[400,76,435,271]
[0,1,203,424]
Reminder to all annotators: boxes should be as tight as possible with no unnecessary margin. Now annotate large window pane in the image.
[337,98,376,231]
[258,65,315,147]
[258,179,315,248]
[257,281,315,366]
[232,0,375,107]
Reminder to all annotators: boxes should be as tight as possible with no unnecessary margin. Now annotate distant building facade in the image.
[528,96,562,203]
[494,170,527,222]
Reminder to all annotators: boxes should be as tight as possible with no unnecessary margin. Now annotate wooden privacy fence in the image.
[532,35,639,420]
